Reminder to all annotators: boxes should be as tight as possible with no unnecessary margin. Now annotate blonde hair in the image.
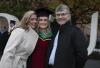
[20,10,36,30]
[36,18,52,34]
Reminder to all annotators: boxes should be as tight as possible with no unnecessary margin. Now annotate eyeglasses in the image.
[56,13,70,16]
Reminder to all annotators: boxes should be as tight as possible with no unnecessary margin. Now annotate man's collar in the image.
[59,21,71,32]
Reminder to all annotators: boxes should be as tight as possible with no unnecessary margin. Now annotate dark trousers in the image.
[48,64,54,68]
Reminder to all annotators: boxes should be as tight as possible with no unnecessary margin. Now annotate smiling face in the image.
[56,10,71,25]
[38,16,49,29]
[29,14,37,29]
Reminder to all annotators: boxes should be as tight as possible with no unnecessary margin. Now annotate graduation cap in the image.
[35,8,53,17]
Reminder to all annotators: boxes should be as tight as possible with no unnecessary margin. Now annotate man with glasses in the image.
[46,4,88,68]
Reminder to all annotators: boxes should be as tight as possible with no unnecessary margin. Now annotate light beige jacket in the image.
[0,28,38,68]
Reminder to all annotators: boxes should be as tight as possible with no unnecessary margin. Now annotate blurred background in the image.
[0,0,100,68]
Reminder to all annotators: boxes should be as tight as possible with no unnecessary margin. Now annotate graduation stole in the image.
[38,31,52,41]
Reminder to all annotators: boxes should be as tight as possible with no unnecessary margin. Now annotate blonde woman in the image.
[0,10,38,68]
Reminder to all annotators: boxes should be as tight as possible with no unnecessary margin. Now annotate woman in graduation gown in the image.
[31,8,53,68]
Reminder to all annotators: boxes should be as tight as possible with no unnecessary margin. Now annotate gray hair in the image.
[55,4,70,13]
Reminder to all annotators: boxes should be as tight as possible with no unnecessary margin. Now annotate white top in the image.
[49,31,59,65]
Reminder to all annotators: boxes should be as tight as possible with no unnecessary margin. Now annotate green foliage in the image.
[0,1,32,19]
[0,0,99,22]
